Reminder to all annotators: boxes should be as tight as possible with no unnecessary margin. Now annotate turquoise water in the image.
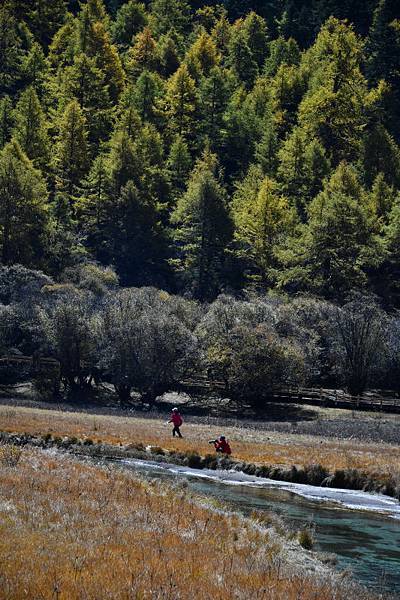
[117,459,400,595]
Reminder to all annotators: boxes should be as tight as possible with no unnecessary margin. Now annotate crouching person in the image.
[209,435,231,455]
[168,407,183,438]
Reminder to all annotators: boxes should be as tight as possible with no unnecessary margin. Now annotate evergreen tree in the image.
[227,26,258,89]
[126,26,159,79]
[369,173,397,223]
[199,66,234,151]
[264,36,300,77]
[131,70,164,123]
[158,32,181,77]
[112,0,147,49]
[233,176,296,286]
[0,3,24,95]
[21,41,49,97]
[185,31,220,80]
[0,97,14,150]
[362,123,400,188]
[280,163,379,299]
[150,0,191,37]
[167,134,192,198]
[55,100,90,203]
[61,53,113,151]
[12,86,50,169]
[164,63,199,142]
[172,150,232,300]
[0,140,48,267]
[299,17,375,164]
[242,11,269,69]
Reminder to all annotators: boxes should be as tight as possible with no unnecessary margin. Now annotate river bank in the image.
[1,403,400,499]
[0,445,378,600]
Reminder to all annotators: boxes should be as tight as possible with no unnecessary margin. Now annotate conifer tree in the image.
[132,70,164,123]
[199,66,234,150]
[126,26,159,79]
[55,100,89,202]
[61,53,113,151]
[233,176,296,286]
[164,63,199,142]
[0,97,14,150]
[227,27,258,89]
[172,150,232,300]
[158,32,181,77]
[112,0,147,49]
[150,0,191,37]
[185,31,220,80]
[280,163,379,299]
[167,135,192,198]
[0,140,48,267]
[242,11,269,69]
[12,86,49,169]
[369,173,397,223]
[264,36,300,77]
[21,41,49,96]
[0,3,24,95]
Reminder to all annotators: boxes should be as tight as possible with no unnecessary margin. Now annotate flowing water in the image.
[114,458,400,595]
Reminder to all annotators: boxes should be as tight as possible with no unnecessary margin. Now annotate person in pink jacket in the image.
[168,407,183,438]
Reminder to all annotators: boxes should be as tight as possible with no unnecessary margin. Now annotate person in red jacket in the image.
[168,407,183,438]
[213,435,231,455]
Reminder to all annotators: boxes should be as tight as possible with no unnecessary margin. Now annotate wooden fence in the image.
[1,355,400,412]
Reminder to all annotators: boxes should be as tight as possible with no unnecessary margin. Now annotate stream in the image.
[113,458,400,595]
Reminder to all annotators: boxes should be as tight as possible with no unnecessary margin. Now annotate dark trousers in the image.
[172,426,182,438]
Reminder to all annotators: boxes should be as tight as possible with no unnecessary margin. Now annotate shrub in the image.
[298,528,314,550]
[0,444,22,467]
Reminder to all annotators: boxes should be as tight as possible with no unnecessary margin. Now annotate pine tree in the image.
[369,173,397,223]
[242,11,269,69]
[0,97,14,150]
[233,176,296,286]
[0,140,48,267]
[298,17,374,164]
[164,63,199,142]
[185,31,220,80]
[21,41,49,96]
[77,0,125,101]
[126,26,159,79]
[61,53,113,151]
[199,66,234,151]
[280,163,379,299]
[0,3,24,95]
[112,0,147,49]
[150,0,191,37]
[362,123,400,188]
[264,36,300,77]
[171,150,232,300]
[132,70,164,123]
[167,134,192,198]
[12,86,50,169]
[158,32,181,77]
[227,26,258,89]
[55,100,90,202]
[277,127,330,217]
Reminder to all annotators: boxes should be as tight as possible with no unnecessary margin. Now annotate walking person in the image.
[168,407,183,438]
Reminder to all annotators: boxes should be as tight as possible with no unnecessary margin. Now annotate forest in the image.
[1,0,400,402]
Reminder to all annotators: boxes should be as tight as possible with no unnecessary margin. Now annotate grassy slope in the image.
[1,404,399,480]
[0,446,375,600]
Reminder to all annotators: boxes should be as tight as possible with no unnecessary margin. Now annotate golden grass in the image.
[0,405,399,480]
[0,447,374,599]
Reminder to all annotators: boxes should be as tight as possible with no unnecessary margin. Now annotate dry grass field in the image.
[0,404,399,481]
[0,445,376,600]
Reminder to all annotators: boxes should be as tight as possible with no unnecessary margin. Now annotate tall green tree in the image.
[172,150,232,300]
[0,140,48,267]
[0,97,14,150]
[164,63,199,142]
[112,0,147,49]
[0,3,24,95]
[233,176,296,287]
[12,86,50,169]
[279,163,380,299]
[54,100,89,202]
